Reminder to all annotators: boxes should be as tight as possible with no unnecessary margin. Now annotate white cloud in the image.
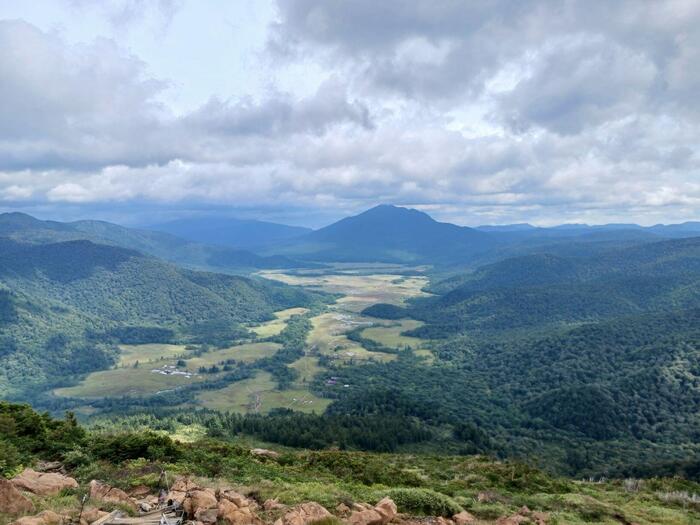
[0,2,699,226]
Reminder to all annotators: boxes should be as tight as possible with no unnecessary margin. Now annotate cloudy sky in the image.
[0,0,699,227]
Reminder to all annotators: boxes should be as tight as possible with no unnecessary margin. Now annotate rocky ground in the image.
[0,464,548,525]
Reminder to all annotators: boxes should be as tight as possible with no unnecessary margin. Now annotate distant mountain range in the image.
[263,204,499,264]
[3,207,699,269]
[258,204,700,266]
[0,212,310,273]
[148,216,311,249]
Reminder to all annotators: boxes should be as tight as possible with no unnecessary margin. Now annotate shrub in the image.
[89,432,182,462]
[380,488,462,516]
[0,438,22,477]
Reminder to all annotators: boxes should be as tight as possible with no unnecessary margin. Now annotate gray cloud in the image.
[0,2,699,226]
[185,79,373,137]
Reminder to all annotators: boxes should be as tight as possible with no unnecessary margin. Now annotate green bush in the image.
[89,431,182,462]
[381,488,462,517]
[0,438,22,477]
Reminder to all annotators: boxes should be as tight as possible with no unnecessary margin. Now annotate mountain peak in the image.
[353,204,436,222]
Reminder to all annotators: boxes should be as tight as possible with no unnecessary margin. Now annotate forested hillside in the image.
[0,238,323,399]
[372,237,700,336]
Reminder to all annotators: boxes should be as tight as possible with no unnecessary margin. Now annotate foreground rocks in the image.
[274,502,333,525]
[11,511,65,525]
[348,497,397,525]
[452,511,476,525]
[88,480,137,512]
[0,478,35,515]
[3,472,555,525]
[11,469,78,496]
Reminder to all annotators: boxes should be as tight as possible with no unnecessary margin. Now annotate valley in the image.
[51,265,434,415]
[1,208,699,482]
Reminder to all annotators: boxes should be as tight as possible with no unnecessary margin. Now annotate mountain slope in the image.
[149,216,311,248]
[0,237,321,398]
[0,212,308,272]
[364,236,700,335]
[270,205,498,263]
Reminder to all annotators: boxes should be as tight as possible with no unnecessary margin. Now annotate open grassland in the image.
[361,319,426,349]
[59,269,426,409]
[308,312,395,363]
[185,342,281,370]
[117,343,188,366]
[54,364,202,398]
[289,355,325,383]
[259,270,429,309]
[196,371,331,413]
[250,307,309,337]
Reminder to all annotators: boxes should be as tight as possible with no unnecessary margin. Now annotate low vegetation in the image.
[2,403,699,525]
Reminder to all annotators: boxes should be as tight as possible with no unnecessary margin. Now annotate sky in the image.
[0,0,699,228]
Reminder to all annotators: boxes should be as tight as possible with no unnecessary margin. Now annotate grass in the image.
[5,440,699,525]
[361,320,426,349]
[54,365,203,398]
[289,356,325,383]
[117,343,188,366]
[308,313,395,363]
[195,371,331,414]
[185,342,282,370]
[251,307,310,337]
[258,271,429,309]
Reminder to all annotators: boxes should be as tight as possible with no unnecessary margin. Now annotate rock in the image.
[79,508,108,525]
[264,499,286,511]
[0,478,35,515]
[352,503,373,512]
[166,490,187,505]
[434,518,454,525]
[336,503,351,514]
[531,512,549,525]
[194,508,218,525]
[349,497,397,525]
[273,502,332,525]
[11,469,78,496]
[184,488,218,517]
[347,509,384,525]
[129,485,151,498]
[166,477,194,505]
[35,461,63,473]
[374,497,397,524]
[137,501,153,512]
[219,489,249,508]
[11,511,64,525]
[88,480,137,511]
[452,511,476,525]
[218,499,263,525]
[476,491,500,503]
[250,448,280,459]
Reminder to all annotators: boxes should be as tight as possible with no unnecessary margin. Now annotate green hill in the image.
[393,237,700,335]
[0,238,322,399]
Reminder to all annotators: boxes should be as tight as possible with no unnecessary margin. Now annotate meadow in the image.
[53,268,431,414]
[195,370,331,413]
[250,306,309,337]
